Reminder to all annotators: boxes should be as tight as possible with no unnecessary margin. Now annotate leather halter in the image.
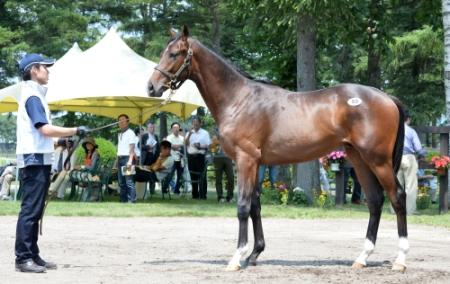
[154,47,193,90]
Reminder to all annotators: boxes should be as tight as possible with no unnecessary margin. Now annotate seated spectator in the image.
[148,141,174,192]
[79,137,101,201]
[417,168,438,204]
[82,137,100,172]
[49,138,76,199]
[258,165,278,188]
[0,162,17,200]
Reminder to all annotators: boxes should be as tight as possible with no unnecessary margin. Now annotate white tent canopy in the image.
[0,42,83,112]
[0,28,205,122]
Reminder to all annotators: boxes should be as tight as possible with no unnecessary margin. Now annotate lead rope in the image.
[39,90,177,235]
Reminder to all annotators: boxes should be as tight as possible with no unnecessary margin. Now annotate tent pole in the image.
[139,110,143,166]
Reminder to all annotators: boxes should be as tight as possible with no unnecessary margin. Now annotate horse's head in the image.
[148,26,192,97]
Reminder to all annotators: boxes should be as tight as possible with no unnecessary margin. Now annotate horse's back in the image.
[254,83,400,164]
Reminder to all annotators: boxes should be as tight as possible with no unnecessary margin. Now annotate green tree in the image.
[385,26,444,125]
[0,113,16,143]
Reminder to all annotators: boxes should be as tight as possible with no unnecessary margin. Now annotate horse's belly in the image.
[260,135,340,165]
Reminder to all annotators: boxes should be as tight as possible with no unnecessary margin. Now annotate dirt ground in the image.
[1,217,449,284]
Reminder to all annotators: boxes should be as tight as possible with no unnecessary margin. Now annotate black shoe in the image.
[15,259,46,273]
[33,256,57,270]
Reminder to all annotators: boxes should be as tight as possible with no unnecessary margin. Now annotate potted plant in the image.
[326,150,346,171]
[416,185,431,210]
[429,154,450,176]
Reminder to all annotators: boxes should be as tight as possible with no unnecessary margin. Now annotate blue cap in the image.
[19,53,55,73]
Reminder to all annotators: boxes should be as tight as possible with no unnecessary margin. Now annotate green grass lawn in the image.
[1,194,449,229]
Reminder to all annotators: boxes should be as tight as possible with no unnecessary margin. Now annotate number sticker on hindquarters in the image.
[347,97,362,106]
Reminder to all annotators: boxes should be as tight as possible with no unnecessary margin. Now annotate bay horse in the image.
[148,26,408,272]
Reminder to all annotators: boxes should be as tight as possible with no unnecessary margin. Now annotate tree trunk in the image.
[210,0,221,53]
[442,0,450,207]
[366,0,382,88]
[444,0,450,124]
[159,112,168,139]
[294,14,320,203]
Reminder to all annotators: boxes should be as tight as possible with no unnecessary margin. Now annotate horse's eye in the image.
[169,52,179,59]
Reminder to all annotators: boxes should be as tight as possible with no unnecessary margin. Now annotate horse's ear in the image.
[182,25,189,39]
[169,28,177,39]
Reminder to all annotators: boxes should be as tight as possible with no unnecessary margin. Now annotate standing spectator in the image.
[134,127,145,165]
[0,163,16,200]
[165,122,185,194]
[117,114,137,203]
[318,157,330,192]
[141,122,159,194]
[211,129,234,202]
[349,168,362,204]
[185,117,211,199]
[397,111,424,215]
[15,53,89,272]
[343,161,363,205]
[258,165,278,187]
[141,122,160,165]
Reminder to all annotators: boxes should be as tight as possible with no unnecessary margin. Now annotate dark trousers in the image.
[214,156,234,201]
[188,154,207,199]
[344,167,362,202]
[170,160,183,194]
[143,152,157,194]
[118,156,136,203]
[15,165,51,263]
[350,168,362,202]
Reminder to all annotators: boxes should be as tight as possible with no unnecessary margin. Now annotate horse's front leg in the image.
[226,152,258,271]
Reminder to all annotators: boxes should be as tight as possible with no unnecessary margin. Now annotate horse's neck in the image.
[189,41,246,121]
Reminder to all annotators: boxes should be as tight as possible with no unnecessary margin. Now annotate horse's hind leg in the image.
[369,159,408,272]
[346,147,384,268]
[246,184,265,266]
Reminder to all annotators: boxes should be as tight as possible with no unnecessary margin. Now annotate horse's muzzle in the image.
[147,82,156,97]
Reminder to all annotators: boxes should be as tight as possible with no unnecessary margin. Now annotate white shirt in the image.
[187,128,211,155]
[117,128,137,156]
[156,155,175,181]
[134,136,141,158]
[166,133,184,161]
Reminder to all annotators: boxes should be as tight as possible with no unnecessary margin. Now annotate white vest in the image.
[16,81,54,168]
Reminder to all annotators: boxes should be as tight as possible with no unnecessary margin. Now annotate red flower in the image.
[430,155,450,169]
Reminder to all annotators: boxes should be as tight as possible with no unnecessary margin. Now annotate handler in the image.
[15,53,89,273]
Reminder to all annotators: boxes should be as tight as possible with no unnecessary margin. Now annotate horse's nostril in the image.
[147,83,154,96]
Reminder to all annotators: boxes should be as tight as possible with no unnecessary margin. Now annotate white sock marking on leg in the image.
[395,237,409,266]
[355,238,375,266]
[228,244,249,267]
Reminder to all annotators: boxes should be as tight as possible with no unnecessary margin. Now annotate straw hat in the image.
[82,137,98,151]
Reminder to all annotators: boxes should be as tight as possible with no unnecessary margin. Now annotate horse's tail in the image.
[390,96,405,174]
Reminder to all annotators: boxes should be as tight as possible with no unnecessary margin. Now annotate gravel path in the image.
[1,216,449,283]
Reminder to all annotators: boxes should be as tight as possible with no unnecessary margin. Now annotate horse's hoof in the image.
[392,262,406,272]
[225,264,241,271]
[352,262,366,269]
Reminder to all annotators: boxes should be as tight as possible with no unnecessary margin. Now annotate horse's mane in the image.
[209,47,275,86]
[170,35,274,86]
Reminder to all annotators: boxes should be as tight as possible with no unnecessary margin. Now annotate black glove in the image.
[76,126,91,138]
